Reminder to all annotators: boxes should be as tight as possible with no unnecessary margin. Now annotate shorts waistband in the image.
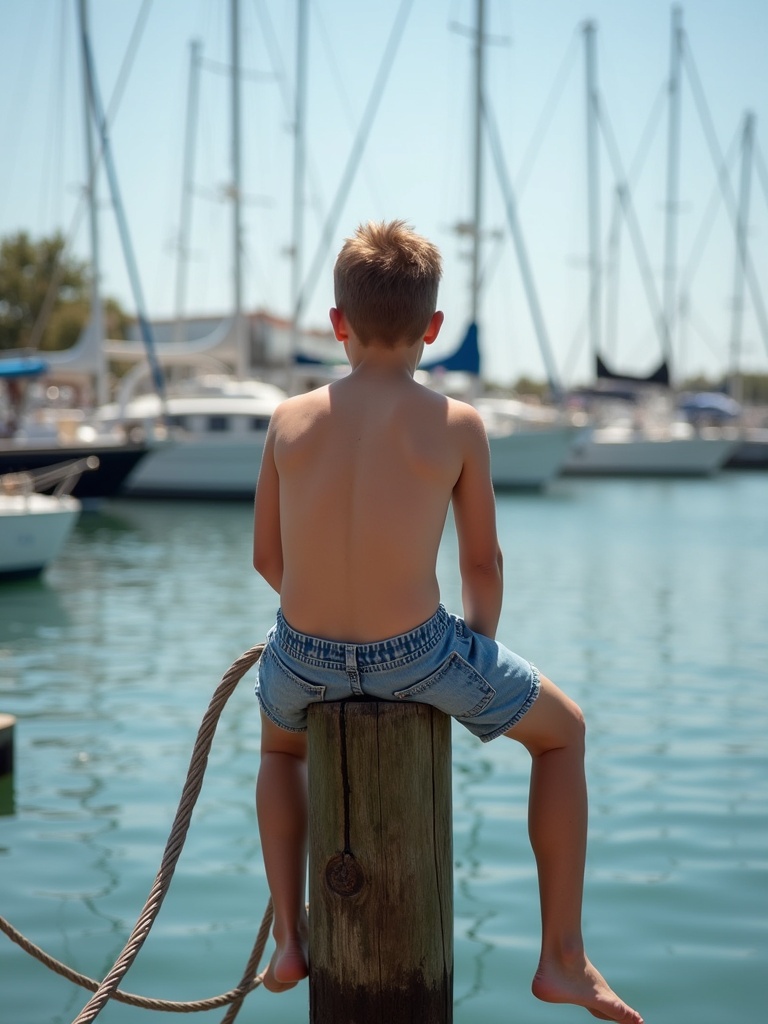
[274,605,450,669]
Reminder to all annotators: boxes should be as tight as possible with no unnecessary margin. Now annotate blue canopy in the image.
[0,356,49,379]
[679,392,742,419]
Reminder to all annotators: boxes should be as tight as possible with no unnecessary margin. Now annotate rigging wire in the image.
[514,27,580,200]
[26,0,155,353]
[39,0,70,229]
[681,37,768,358]
[604,79,667,360]
[594,92,671,363]
[472,28,580,333]
[250,0,327,266]
[752,138,768,216]
[310,1,388,215]
[80,7,166,405]
[483,93,562,394]
[293,0,415,327]
[676,125,740,306]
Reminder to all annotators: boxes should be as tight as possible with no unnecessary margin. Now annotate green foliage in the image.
[513,375,550,398]
[0,231,91,351]
[737,374,768,404]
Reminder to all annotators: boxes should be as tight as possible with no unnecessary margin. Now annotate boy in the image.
[253,220,642,1023]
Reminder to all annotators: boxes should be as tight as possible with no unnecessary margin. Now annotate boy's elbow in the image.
[464,547,503,581]
[481,545,503,575]
[253,546,282,586]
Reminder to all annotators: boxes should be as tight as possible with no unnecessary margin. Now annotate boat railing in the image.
[0,456,100,498]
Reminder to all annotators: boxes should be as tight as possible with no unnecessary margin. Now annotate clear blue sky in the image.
[1,0,767,386]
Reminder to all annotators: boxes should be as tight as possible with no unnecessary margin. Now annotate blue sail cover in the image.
[0,356,49,379]
[420,322,480,375]
[293,350,344,366]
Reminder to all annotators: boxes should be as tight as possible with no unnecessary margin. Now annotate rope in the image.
[0,903,272,1012]
[0,643,273,1021]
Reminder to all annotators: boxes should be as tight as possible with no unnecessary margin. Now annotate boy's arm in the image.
[253,415,283,593]
[451,406,503,639]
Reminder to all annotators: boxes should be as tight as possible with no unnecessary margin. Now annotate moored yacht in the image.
[97,375,286,499]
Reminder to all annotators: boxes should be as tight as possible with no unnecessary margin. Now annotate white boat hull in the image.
[123,434,268,499]
[489,426,581,488]
[0,494,81,578]
[725,428,768,469]
[127,425,581,497]
[100,382,284,499]
[563,430,737,477]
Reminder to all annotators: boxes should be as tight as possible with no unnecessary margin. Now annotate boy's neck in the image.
[344,337,424,378]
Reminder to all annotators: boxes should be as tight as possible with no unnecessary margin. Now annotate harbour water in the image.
[1,473,766,1024]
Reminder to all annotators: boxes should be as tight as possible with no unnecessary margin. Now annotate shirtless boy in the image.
[252,220,643,1023]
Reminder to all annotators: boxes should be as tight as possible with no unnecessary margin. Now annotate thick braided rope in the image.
[0,644,269,1020]
[0,899,272,1012]
[68,644,267,1023]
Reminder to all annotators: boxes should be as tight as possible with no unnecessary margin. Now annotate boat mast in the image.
[662,6,683,368]
[173,39,202,347]
[289,0,309,368]
[78,1,167,412]
[230,0,247,378]
[583,21,602,372]
[78,0,107,406]
[469,0,486,326]
[728,111,755,403]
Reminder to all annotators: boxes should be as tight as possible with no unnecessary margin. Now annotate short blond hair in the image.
[333,220,442,346]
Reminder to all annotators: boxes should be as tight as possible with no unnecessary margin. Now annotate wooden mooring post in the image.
[308,700,453,1024]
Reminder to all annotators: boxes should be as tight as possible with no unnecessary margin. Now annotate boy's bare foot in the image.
[261,936,309,993]
[531,953,643,1024]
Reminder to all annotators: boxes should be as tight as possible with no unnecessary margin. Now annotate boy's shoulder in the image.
[432,388,488,435]
[271,385,331,420]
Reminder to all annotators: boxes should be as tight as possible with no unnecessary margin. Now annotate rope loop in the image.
[1,644,271,1022]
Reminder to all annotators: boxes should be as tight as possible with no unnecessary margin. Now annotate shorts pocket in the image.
[393,652,495,720]
[257,645,326,725]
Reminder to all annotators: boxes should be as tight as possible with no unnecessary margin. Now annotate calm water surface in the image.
[1,473,766,1023]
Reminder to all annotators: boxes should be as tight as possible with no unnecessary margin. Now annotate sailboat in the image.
[0,0,168,500]
[91,0,291,498]
[0,459,96,580]
[418,0,582,489]
[563,14,737,477]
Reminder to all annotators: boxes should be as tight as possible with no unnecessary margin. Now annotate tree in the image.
[0,230,128,352]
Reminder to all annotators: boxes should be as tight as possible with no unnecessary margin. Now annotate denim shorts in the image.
[255,605,540,743]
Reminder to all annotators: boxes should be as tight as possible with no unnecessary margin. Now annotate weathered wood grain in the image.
[308,699,453,1024]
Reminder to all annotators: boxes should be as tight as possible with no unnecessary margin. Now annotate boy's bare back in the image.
[254,220,502,644]
[254,358,497,643]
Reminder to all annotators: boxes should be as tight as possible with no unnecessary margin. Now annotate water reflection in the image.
[0,578,71,645]
[453,753,497,1009]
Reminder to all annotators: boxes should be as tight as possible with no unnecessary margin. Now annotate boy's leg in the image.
[256,713,309,992]
[505,676,643,1024]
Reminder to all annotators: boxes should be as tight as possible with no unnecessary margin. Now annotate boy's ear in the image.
[423,310,444,345]
[329,307,348,341]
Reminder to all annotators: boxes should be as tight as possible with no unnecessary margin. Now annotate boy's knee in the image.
[543,678,586,749]
[566,699,587,744]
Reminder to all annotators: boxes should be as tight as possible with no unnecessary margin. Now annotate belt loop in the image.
[345,645,363,695]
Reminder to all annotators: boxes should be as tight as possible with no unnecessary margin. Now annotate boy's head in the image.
[333,220,442,347]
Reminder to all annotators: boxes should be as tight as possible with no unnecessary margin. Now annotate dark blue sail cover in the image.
[596,354,670,387]
[420,322,480,375]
